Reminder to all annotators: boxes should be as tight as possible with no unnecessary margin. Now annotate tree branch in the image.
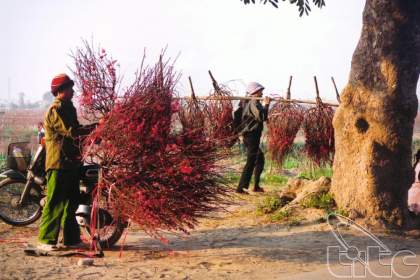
[241,0,325,16]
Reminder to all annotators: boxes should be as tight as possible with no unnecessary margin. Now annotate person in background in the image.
[408,149,420,215]
[37,122,45,144]
[37,73,94,251]
[236,82,271,194]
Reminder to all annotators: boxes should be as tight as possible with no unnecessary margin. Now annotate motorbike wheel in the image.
[0,178,42,226]
[81,216,126,248]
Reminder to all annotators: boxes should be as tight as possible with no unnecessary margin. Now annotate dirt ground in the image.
[1,193,420,280]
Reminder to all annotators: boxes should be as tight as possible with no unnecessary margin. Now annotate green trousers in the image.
[38,168,81,245]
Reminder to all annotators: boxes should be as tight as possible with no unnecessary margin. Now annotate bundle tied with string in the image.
[205,72,237,148]
[267,100,305,166]
[177,85,208,133]
[302,97,335,166]
[75,44,231,241]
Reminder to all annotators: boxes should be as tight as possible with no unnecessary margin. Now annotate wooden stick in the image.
[188,76,196,99]
[174,95,339,107]
[286,76,293,100]
[208,70,220,92]
[331,77,341,103]
[313,76,320,99]
[158,55,164,85]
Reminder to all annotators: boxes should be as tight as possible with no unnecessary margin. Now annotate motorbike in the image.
[0,141,127,248]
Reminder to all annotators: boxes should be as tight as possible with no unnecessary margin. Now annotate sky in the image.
[0,0,400,104]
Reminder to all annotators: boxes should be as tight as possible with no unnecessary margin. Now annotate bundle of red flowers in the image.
[267,101,305,166]
[72,41,118,122]
[302,101,335,165]
[74,45,230,240]
[177,94,208,134]
[205,84,237,148]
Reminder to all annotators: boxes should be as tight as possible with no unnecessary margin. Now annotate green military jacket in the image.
[44,98,82,170]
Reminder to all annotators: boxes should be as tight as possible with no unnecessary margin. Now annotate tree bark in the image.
[331,0,420,228]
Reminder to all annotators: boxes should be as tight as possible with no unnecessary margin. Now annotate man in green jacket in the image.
[37,73,92,251]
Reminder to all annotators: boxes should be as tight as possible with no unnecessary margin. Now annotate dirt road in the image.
[1,196,420,280]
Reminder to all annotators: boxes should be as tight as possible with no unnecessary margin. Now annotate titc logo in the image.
[326,214,419,279]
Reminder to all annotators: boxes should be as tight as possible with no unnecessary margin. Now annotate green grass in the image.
[0,154,6,172]
[271,142,306,170]
[298,165,333,180]
[413,139,420,160]
[260,173,288,186]
[328,208,349,217]
[256,194,284,215]
[224,171,241,184]
[224,172,288,190]
[227,142,333,187]
[301,192,335,211]
[266,142,333,181]
[282,155,301,169]
[269,208,292,222]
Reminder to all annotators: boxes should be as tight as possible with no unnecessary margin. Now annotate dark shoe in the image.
[253,187,265,193]
[236,188,249,195]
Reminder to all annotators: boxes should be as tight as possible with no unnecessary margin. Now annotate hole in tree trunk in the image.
[355,118,369,133]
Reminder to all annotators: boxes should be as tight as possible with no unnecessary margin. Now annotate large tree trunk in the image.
[331,0,420,228]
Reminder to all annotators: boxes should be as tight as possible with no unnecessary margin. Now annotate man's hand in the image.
[262,96,271,106]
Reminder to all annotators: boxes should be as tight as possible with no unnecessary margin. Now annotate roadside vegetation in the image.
[0,154,6,172]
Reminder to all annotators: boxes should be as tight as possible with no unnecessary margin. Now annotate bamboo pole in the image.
[178,72,338,107]
[188,76,196,99]
[313,76,320,100]
[286,76,292,100]
[208,70,220,92]
[331,77,341,103]
[174,95,339,107]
